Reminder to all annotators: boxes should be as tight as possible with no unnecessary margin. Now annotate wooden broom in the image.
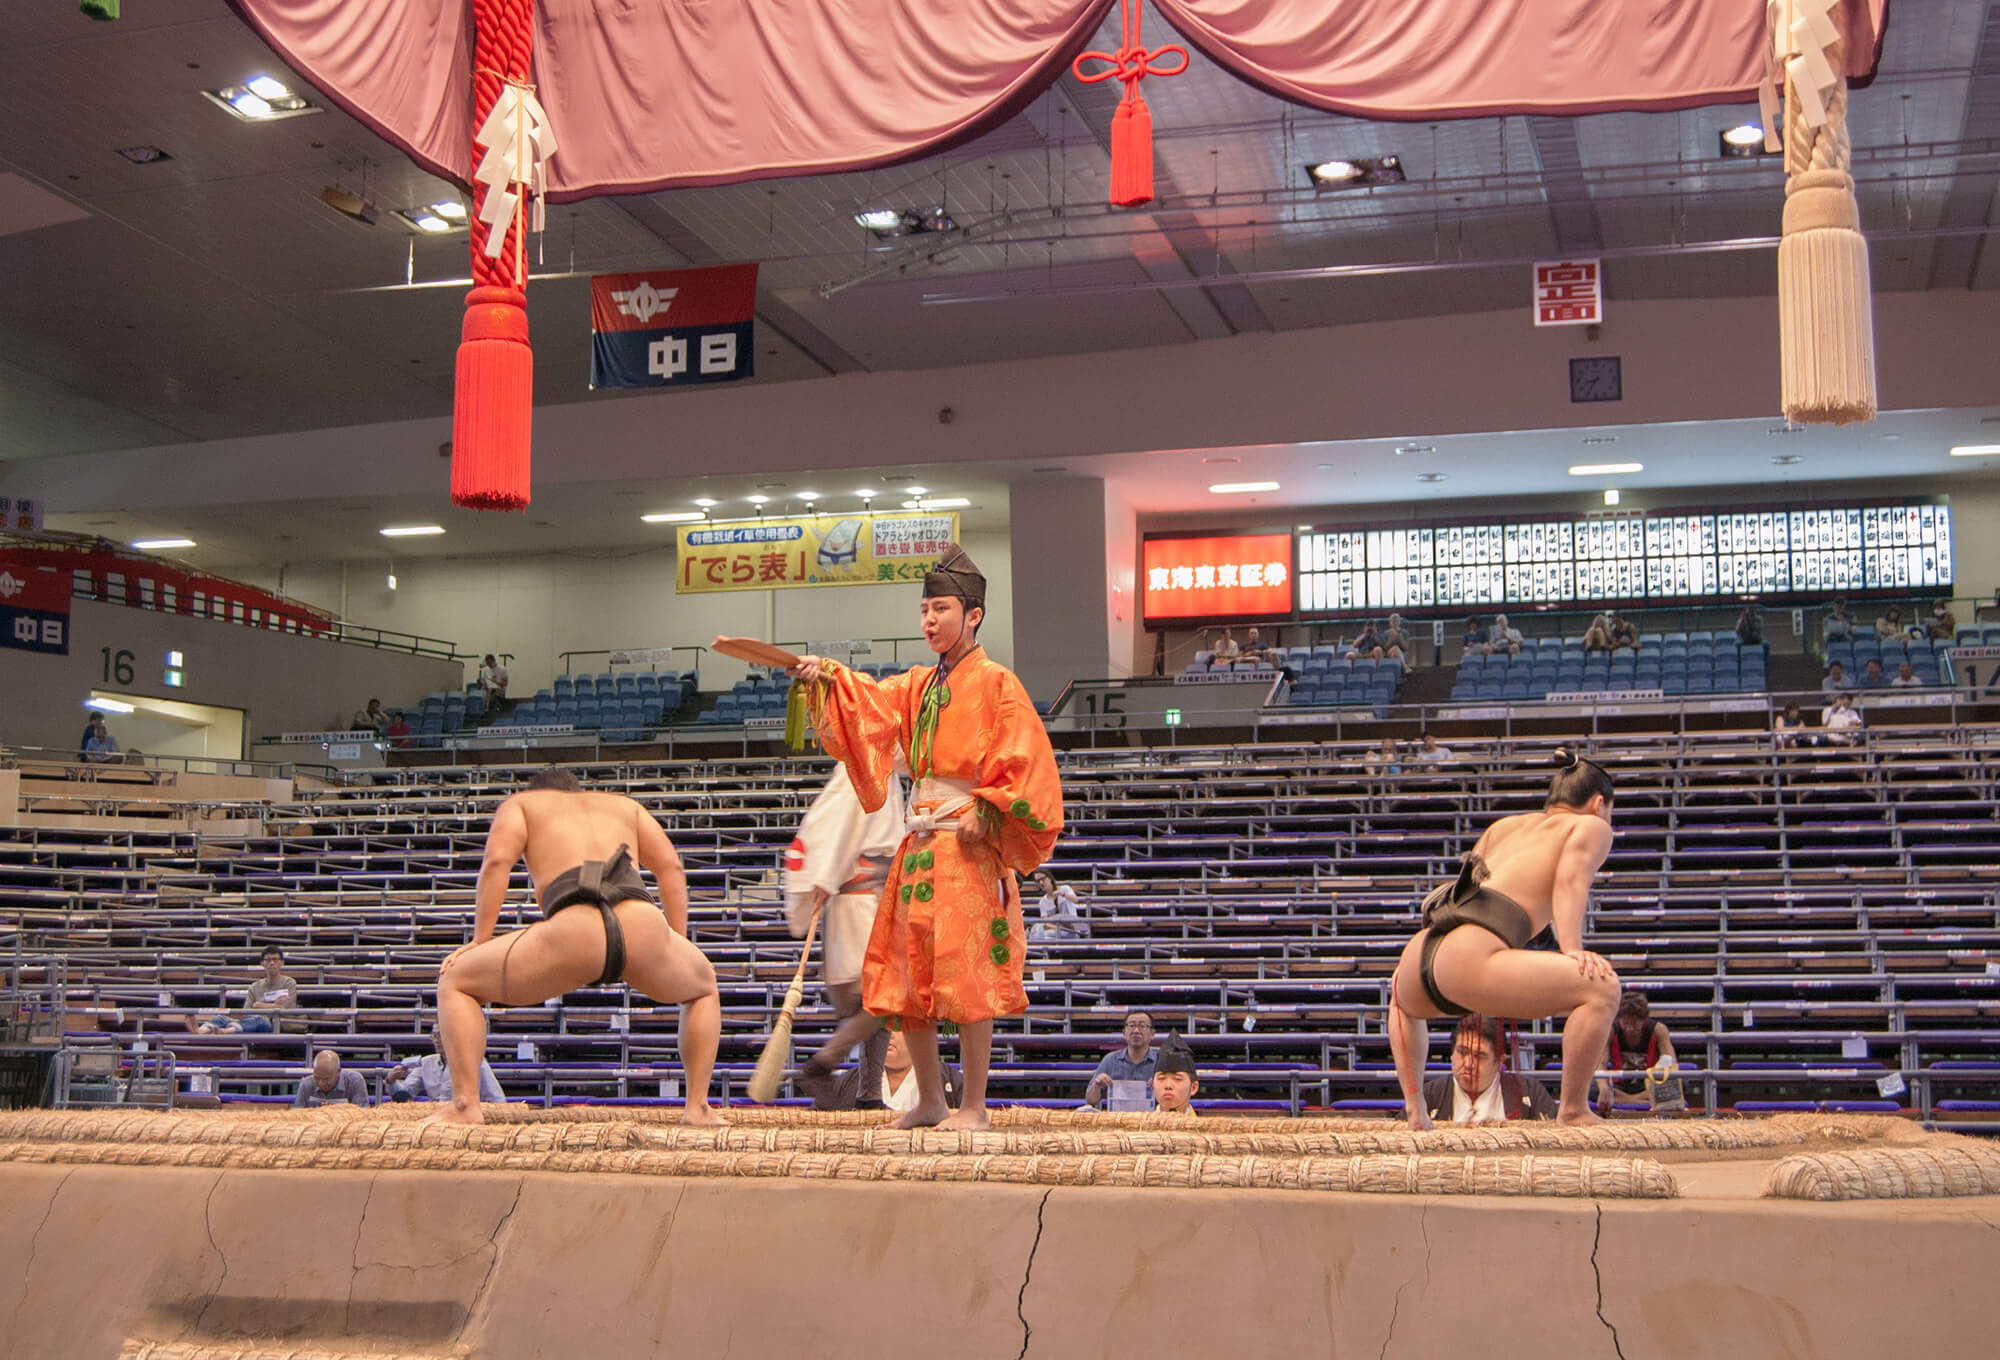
[747,905,819,1102]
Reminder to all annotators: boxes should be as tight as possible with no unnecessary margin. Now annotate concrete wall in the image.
[0,1162,1986,1360]
[0,598,463,751]
[266,527,1015,698]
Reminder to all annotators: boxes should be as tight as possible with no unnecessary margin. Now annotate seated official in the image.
[1149,1036,1200,1116]
[1422,1014,1559,1124]
[1084,1010,1158,1110]
[825,1027,962,1113]
[294,1050,369,1107]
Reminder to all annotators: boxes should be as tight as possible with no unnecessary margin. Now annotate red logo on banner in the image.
[1534,259,1602,326]
[1142,534,1292,621]
[591,264,758,333]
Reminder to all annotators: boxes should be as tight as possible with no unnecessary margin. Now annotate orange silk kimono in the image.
[813,645,1062,1025]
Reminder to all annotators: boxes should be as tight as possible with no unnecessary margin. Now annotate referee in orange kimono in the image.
[792,545,1062,1129]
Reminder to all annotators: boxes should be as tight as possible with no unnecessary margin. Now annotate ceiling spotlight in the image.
[130,537,195,550]
[1568,462,1643,476]
[747,495,768,505]
[1771,454,1803,466]
[854,207,955,237]
[402,212,452,234]
[693,497,717,507]
[640,511,706,523]
[1719,123,1775,158]
[1416,472,1447,483]
[798,491,819,502]
[1949,445,2000,457]
[386,572,398,591]
[321,185,379,226]
[1208,481,1280,494]
[205,82,319,122]
[1603,488,1621,506]
[379,524,445,537]
[1305,155,1405,190]
[902,500,921,510]
[854,209,908,233]
[430,200,468,220]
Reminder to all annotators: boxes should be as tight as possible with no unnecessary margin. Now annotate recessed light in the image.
[1568,462,1643,476]
[747,495,768,505]
[1305,155,1404,190]
[1201,455,1240,465]
[1603,488,1621,505]
[230,91,272,118]
[855,209,904,232]
[245,74,293,100]
[1316,463,1335,471]
[1209,481,1280,494]
[798,491,819,501]
[130,537,195,550]
[640,511,705,523]
[85,698,136,714]
[1297,524,1314,532]
[430,200,468,220]
[204,83,319,122]
[917,497,970,509]
[901,500,921,510]
[693,497,717,507]
[1949,445,2000,457]
[379,524,445,537]
[405,212,452,234]
[853,489,876,499]
[1771,454,1803,466]
[1718,124,1775,157]
[903,486,928,496]
[1416,472,1447,483]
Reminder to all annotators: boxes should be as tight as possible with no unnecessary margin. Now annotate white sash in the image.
[905,774,976,835]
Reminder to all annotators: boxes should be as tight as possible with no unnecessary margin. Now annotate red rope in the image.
[468,0,536,288]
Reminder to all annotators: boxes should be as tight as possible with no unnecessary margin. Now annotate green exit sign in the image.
[1164,708,1182,726]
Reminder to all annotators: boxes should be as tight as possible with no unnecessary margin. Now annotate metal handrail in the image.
[1,745,300,780]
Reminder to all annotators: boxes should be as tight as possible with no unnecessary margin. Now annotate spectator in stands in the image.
[1085,1010,1158,1110]
[390,1038,506,1106]
[1240,627,1273,664]
[1773,701,1808,748]
[1461,616,1488,657]
[1874,605,1906,640]
[1379,614,1410,662]
[1581,613,1615,653]
[294,1050,369,1107]
[1822,692,1863,746]
[478,654,509,702]
[1822,596,1855,644]
[1344,621,1384,661]
[1891,662,1922,688]
[82,718,120,763]
[1387,748,1620,1130]
[1860,658,1887,688]
[433,766,724,1126]
[1211,628,1241,664]
[382,710,411,747]
[1422,1014,1558,1123]
[1735,603,1764,647]
[1609,612,1639,651]
[1487,614,1523,657]
[1821,661,1850,695]
[1364,738,1402,778]
[187,946,295,1034]
[75,717,97,760]
[1594,992,1683,1114]
[1927,600,1956,641]
[1410,734,1454,769]
[1028,868,1089,942]
[1149,1035,1200,1116]
[352,699,388,733]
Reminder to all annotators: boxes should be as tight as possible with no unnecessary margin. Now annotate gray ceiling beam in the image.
[1526,116,1604,254]
[1927,5,2000,289]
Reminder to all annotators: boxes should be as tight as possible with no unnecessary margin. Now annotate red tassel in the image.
[451,285,533,512]
[1110,92,1155,208]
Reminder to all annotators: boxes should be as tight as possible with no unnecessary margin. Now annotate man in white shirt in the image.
[478,655,509,701]
[1211,629,1241,663]
[1822,693,1863,745]
[390,1045,507,1105]
[1487,614,1523,657]
[1890,663,1922,688]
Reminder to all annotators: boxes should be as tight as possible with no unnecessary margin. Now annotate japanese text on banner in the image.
[675,512,959,594]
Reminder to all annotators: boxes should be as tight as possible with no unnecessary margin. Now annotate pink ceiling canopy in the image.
[229,0,1888,202]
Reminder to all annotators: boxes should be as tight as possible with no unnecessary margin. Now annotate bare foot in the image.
[680,1102,728,1128]
[890,1101,950,1129]
[1556,1106,1605,1126]
[1406,1111,1436,1133]
[436,1100,484,1126]
[936,1106,990,1132]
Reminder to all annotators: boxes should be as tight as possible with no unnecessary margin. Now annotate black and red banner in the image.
[0,552,71,655]
[590,263,758,390]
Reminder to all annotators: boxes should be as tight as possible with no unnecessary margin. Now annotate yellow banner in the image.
[674,512,960,593]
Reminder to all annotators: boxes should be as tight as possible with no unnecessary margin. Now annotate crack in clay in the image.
[5,1168,72,1336]
[453,1178,525,1348]
[1377,1203,1429,1360]
[342,1171,383,1336]
[191,1172,230,1336]
[1590,1204,1629,1360]
[1015,1188,1053,1360]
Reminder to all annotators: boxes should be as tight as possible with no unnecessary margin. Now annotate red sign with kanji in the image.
[1534,259,1603,326]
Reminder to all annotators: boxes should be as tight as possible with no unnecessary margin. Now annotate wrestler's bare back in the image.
[1466,810,1608,935]
[500,789,682,904]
